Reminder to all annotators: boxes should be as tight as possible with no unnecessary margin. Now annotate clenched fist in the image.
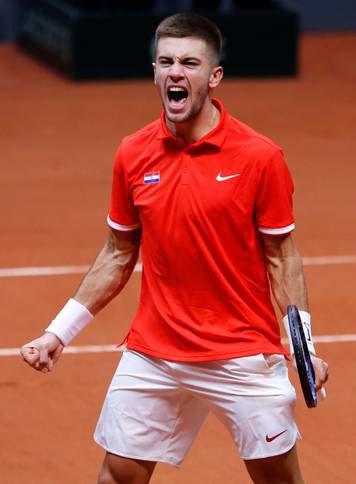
[20,332,64,373]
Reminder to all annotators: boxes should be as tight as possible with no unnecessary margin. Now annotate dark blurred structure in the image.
[2,0,356,43]
[0,0,17,40]
[298,0,356,31]
[61,1,153,8]
[15,0,299,80]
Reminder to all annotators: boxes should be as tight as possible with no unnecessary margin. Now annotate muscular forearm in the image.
[21,229,140,358]
[263,235,308,316]
[73,229,140,315]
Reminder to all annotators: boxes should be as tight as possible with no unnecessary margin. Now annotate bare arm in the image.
[262,233,308,315]
[20,227,141,372]
[74,227,141,314]
[262,233,329,391]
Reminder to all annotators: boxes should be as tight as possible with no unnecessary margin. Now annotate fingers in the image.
[291,355,297,372]
[38,346,51,373]
[20,345,40,366]
[292,354,329,398]
[311,355,329,392]
[20,344,51,373]
[315,363,329,390]
[20,333,64,373]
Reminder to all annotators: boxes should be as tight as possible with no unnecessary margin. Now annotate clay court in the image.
[1,32,356,483]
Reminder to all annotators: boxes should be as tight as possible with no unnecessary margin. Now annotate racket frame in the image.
[287,304,318,408]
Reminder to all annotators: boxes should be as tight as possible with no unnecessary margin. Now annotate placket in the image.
[181,150,190,185]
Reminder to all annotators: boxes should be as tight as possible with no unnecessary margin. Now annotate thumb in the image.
[51,344,64,364]
[318,387,327,402]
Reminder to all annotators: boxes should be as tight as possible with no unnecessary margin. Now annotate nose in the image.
[168,61,184,80]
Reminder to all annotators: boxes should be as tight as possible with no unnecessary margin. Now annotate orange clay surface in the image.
[1,33,356,483]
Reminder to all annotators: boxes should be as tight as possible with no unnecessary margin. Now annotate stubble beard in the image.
[165,109,194,124]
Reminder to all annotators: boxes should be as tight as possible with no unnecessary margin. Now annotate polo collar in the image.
[157,98,229,150]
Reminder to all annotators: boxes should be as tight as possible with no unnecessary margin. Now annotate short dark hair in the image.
[155,13,222,66]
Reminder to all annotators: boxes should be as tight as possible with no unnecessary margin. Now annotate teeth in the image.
[169,87,185,92]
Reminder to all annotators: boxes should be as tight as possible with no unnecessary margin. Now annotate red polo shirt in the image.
[108,99,294,361]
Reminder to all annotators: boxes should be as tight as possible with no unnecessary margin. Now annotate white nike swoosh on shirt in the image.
[216,173,241,181]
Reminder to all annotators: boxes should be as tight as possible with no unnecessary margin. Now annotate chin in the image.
[164,102,197,124]
[165,111,191,124]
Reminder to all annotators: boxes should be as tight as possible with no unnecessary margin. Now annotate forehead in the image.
[156,36,209,59]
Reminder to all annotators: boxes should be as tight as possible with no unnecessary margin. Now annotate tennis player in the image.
[21,13,329,484]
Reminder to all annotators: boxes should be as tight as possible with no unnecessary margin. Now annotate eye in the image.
[183,60,200,68]
[159,58,173,66]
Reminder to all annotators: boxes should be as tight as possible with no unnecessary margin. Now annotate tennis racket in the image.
[287,304,318,408]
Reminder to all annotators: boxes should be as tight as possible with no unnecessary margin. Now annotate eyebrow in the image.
[158,56,201,63]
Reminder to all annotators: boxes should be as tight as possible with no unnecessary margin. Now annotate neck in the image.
[166,99,220,145]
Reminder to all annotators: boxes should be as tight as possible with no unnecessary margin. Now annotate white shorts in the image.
[94,350,300,466]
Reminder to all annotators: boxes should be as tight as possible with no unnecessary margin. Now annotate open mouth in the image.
[167,86,188,108]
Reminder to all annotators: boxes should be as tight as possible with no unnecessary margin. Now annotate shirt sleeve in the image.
[255,149,295,235]
[107,145,141,231]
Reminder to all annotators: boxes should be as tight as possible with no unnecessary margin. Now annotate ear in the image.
[152,62,157,84]
[209,66,224,89]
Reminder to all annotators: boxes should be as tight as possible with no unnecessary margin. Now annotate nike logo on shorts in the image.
[265,430,287,442]
[216,172,241,182]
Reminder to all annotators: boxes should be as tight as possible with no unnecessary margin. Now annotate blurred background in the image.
[1,1,356,78]
[2,0,356,42]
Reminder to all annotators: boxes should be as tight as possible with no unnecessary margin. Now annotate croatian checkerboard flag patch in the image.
[144,171,160,184]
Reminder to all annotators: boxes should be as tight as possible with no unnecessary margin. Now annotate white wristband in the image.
[282,310,316,356]
[45,298,94,346]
